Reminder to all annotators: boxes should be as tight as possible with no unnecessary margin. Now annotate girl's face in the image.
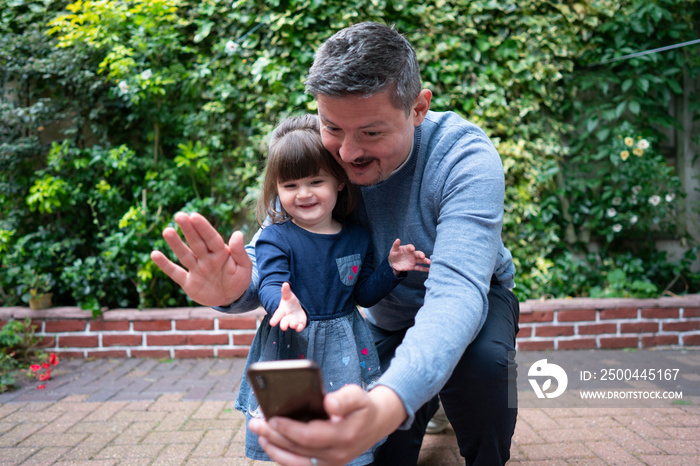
[277,170,345,234]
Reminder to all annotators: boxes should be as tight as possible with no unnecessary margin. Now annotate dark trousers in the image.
[371,282,520,466]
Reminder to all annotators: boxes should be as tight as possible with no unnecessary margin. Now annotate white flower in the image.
[612,197,622,206]
[632,185,642,195]
[607,208,617,217]
[118,80,129,94]
[630,215,638,225]
[665,193,675,202]
[140,69,152,80]
[631,196,638,205]
[613,224,622,233]
[649,195,661,206]
[637,139,650,150]
[225,40,238,54]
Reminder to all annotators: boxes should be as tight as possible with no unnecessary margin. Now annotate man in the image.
[151,22,519,465]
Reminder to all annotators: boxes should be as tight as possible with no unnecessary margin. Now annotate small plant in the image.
[0,319,55,392]
[589,268,658,299]
[23,352,60,390]
[18,270,55,306]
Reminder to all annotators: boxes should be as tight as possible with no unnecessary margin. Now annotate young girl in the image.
[235,114,430,464]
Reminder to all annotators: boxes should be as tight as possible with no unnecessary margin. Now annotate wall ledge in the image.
[1,295,699,357]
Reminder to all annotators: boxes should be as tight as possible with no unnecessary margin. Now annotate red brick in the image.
[187,334,229,345]
[600,308,638,320]
[133,320,172,331]
[219,316,258,330]
[175,349,214,358]
[175,319,214,331]
[39,336,56,347]
[599,336,638,349]
[641,308,679,319]
[535,325,575,337]
[132,349,171,358]
[88,350,129,358]
[90,321,129,332]
[517,340,554,351]
[29,319,43,331]
[642,335,679,347]
[558,309,596,322]
[684,307,700,318]
[103,334,143,347]
[558,338,598,350]
[58,335,99,348]
[516,326,533,338]
[578,323,617,335]
[620,322,659,333]
[682,333,700,346]
[45,320,87,332]
[147,334,187,346]
[218,348,250,357]
[519,311,554,323]
[662,320,700,332]
[233,334,255,346]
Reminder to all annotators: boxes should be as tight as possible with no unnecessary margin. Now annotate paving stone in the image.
[1,350,699,465]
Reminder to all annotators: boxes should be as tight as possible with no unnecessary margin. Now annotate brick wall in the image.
[0,307,265,359]
[1,294,699,358]
[517,294,700,350]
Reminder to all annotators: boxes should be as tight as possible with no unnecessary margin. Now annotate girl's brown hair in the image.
[256,114,357,225]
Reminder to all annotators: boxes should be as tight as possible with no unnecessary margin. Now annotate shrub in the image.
[1,0,698,308]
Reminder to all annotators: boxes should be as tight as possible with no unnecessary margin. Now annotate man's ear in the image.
[412,89,432,126]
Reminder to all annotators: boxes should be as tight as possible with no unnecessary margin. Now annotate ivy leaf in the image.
[628,100,640,115]
[193,21,213,43]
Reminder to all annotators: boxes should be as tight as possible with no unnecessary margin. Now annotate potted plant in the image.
[18,271,55,310]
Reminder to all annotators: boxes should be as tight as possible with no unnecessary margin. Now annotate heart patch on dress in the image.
[342,356,350,366]
[361,348,368,355]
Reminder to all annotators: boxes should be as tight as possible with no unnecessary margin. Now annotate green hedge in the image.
[1,0,699,312]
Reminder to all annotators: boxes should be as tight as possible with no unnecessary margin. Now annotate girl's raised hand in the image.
[388,239,431,275]
[269,282,307,332]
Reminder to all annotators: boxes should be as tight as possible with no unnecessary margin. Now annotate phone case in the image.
[246,359,329,422]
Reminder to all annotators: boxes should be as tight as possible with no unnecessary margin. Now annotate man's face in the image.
[317,90,430,186]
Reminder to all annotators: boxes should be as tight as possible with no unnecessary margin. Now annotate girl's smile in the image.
[277,170,345,234]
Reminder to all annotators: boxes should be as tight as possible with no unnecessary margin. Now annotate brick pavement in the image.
[1,350,699,465]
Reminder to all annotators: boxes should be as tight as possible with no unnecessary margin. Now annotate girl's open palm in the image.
[388,239,431,274]
[269,282,307,332]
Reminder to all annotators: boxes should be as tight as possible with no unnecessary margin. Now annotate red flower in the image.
[41,363,49,369]
[50,353,59,366]
[30,364,40,372]
[37,384,46,390]
[39,373,49,381]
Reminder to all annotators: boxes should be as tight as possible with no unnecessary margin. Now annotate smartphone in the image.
[246,359,329,422]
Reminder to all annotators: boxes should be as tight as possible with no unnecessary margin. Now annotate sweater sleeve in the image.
[372,118,506,427]
[212,227,261,314]
[254,228,293,315]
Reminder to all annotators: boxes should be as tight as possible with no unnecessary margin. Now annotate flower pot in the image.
[29,293,53,310]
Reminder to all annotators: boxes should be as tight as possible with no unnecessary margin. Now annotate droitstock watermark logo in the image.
[528,359,568,399]
[515,351,694,408]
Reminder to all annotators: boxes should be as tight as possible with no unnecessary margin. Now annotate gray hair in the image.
[305,22,422,116]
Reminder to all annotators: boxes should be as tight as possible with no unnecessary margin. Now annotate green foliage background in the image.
[1,0,699,312]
